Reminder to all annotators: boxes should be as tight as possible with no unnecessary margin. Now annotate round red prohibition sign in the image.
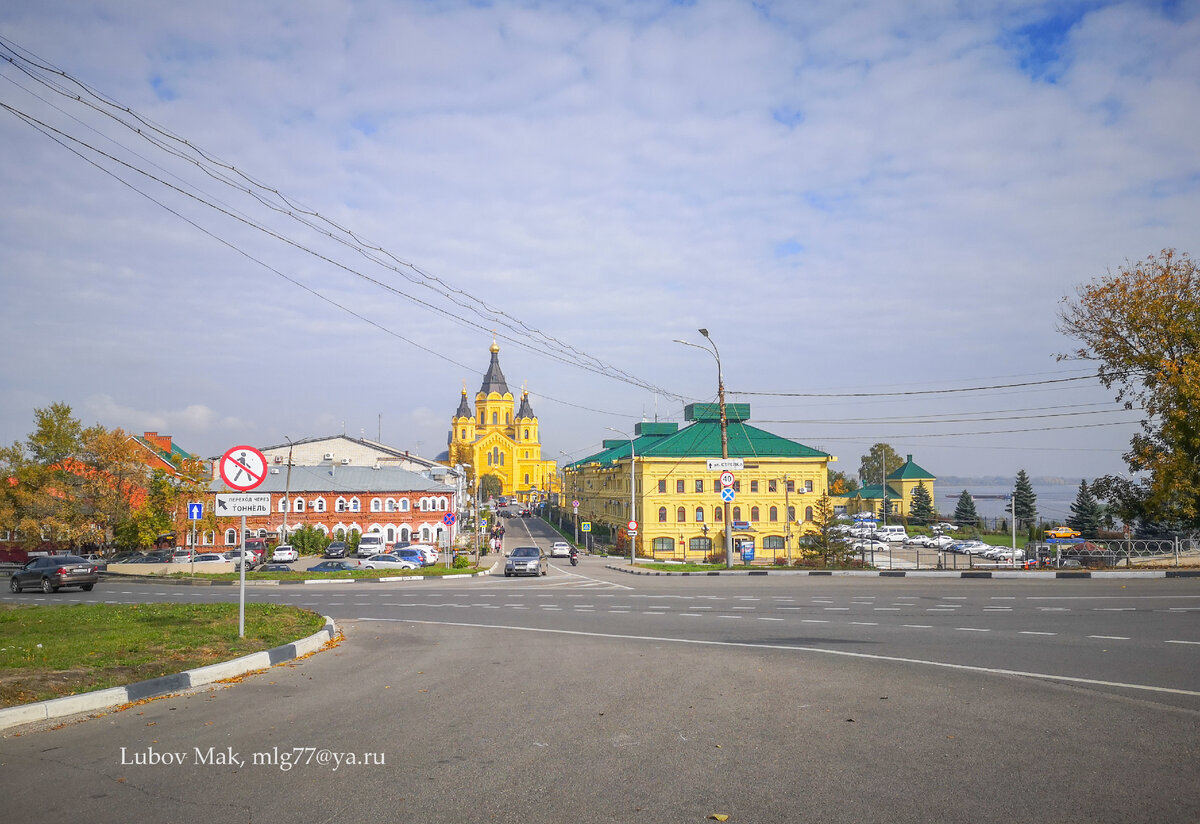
[219,445,268,492]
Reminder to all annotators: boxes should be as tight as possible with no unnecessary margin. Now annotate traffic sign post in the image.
[219,445,268,639]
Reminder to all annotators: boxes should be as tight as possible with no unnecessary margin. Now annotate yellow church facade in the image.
[447,342,557,502]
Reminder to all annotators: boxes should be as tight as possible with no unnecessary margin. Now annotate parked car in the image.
[271,544,298,563]
[389,548,427,567]
[550,541,572,558]
[505,546,547,577]
[191,553,227,564]
[356,535,386,557]
[1046,525,1082,540]
[223,550,256,570]
[308,560,356,573]
[323,541,348,559]
[357,554,418,570]
[10,555,99,593]
[407,544,439,565]
[852,540,889,553]
[259,563,293,572]
[169,549,193,563]
[81,553,108,570]
[244,538,269,563]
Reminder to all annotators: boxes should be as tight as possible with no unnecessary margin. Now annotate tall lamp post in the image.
[280,436,294,546]
[606,427,637,565]
[675,328,733,569]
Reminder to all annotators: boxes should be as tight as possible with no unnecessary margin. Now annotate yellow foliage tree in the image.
[1058,249,1200,529]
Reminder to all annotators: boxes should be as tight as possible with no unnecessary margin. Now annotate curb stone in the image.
[0,616,339,733]
[607,565,1200,579]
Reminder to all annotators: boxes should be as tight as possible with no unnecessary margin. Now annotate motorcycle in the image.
[570,551,579,567]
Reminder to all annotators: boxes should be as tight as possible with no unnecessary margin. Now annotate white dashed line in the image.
[903,624,932,629]
[1088,635,1130,640]
[1020,631,1057,636]
[956,627,990,632]
[1166,640,1200,645]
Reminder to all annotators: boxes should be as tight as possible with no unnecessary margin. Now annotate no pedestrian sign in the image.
[219,445,268,492]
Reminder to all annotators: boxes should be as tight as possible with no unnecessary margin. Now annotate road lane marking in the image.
[757,617,784,622]
[801,619,829,623]
[850,622,878,626]
[1088,635,1130,640]
[903,625,932,629]
[376,618,1200,699]
[1166,640,1200,645]
[956,628,990,632]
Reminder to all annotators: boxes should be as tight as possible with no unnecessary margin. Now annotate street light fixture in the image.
[675,329,733,569]
[606,427,637,565]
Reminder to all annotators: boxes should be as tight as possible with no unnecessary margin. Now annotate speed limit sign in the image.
[720,471,735,487]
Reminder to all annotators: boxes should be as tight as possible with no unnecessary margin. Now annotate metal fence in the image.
[857,536,1199,570]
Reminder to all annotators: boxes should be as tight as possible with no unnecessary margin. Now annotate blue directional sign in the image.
[187,502,204,520]
[720,487,736,503]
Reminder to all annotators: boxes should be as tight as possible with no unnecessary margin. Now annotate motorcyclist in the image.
[569,545,579,566]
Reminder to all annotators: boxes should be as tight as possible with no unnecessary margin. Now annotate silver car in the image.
[505,546,548,577]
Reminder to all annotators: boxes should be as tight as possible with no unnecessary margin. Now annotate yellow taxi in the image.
[1046,525,1081,539]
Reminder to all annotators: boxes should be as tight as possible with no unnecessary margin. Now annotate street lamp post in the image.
[675,328,733,569]
[280,436,294,546]
[606,427,637,565]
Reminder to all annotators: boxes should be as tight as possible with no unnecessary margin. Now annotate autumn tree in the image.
[858,443,903,487]
[479,473,503,501]
[828,469,859,496]
[1058,249,1200,530]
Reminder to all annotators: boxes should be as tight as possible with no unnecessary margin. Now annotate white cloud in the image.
[1,0,1194,479]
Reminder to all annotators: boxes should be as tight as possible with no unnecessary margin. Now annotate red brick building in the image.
[199,464,457,549]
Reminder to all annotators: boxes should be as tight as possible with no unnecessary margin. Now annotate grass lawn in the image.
[163,564,482,582]
[0,603,325,708]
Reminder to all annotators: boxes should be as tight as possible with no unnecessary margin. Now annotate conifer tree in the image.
[1008,469,1038,527]
[1066,479,1104,536]
[952,490,979,527]
[909,481,934,525]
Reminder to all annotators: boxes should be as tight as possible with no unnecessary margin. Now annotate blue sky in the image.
[1,0,1198,483]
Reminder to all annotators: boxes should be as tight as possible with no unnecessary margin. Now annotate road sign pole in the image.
[239,514,246,639]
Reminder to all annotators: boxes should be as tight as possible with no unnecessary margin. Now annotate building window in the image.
[733,481,740,492]
[336,497,346,513]
[805,480,813,492]
[652,537,674,554]
[386,527,394,542]
[713,479,721,492]
[203,530,215,546]
[695,507,704,522]
[492,412,498,425]
[658,479,666,493]
[787,479,795,492]
[764,535,785,551]
[769,506,778,522]
[314,498,326,513]
[805,506,814,521]
[479,412,484,424]
[461,429,466,439]
[524,474,530,485]
[524,428,529,439]
[676,479,684,493]
[788,505,796,522]
[224,528,237,546]
[751,480,759,493]
[733,506,741,521]
[294,498,305,513]
[350,498,360,512]
[689,537,712,554]
[385,499,395,512]
[676,506,686,522]
[506,412,511,423]
[769,479,777,492]
[371,498,382,512]
[695,479,704,493]
[658,507,667,522]
[399,499,410,512]
[751,506,760,522]
[714,507,723,522]
[278,498,289,513]
[524,450,529,459]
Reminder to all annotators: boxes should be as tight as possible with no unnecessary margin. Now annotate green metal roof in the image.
[640,419,829,460]
[888,455,935,480]
[841,482,904,500]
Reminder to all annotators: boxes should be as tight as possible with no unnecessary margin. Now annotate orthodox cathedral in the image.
[447,341,557,501]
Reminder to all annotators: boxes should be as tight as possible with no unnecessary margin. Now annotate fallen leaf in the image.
[846,718,855,722]
[709,815,729,821]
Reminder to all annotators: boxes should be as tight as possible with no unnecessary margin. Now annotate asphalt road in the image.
[2,517,1198,823]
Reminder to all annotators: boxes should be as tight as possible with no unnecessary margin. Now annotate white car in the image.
[853,540,889,553]
[408,544,439,565]
[357,554,418,570]
[192,553,227,564]
[223,550,256,570]
[271,544,298,563]
[550,541,572,558]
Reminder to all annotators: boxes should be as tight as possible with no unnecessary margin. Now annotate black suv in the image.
[324,541,348,559]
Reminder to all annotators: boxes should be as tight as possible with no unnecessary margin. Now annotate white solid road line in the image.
[375,617,1200,699]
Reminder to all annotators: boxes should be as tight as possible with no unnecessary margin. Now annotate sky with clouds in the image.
[1,0,1197,484]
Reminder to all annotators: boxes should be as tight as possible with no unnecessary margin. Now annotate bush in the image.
[452,554,470,569]
[705,549,727,564]
[774,556,788,566]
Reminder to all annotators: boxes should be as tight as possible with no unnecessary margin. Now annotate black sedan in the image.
[323,541,348,559]
[10,555,99,593]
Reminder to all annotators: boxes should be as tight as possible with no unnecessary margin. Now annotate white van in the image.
[877,525,907,542]
[356,534,385,557]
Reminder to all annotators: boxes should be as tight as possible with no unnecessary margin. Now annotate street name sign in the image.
[707,458,744,472]
[215,493,270,516]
